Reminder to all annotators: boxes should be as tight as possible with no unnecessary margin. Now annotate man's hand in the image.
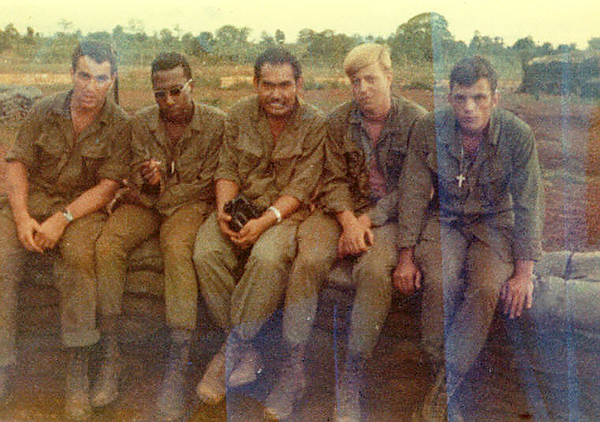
[501,274,534,319]
[216,207,238,240]
[393,248,422,295]
[140,159,162,185]
[15,214,43,253]
[501,260,535,319]
[337,213,374,258]
[34,212,69,251]
[233,217,270,249]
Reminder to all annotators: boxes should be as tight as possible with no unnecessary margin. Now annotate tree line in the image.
[2,13,600,77]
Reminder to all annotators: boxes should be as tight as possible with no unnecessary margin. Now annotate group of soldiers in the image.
[0,40,543,422]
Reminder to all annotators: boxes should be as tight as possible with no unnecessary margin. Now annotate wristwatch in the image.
[62,209,74,223]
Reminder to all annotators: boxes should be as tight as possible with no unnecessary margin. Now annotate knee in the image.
[193,240,220,268]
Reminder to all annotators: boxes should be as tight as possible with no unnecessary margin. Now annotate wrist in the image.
[61,208,74,225]
[267,206,283,223]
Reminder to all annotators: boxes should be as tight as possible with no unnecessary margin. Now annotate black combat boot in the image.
[90,317,121,407]
[64,347,92,421]
[264,343,308,420]
[156,328,192,422]
[334,353,366,422]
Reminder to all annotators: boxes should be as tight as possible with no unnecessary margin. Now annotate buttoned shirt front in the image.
[216,95,325,219]
[4,90,130,219]
[130,102,226,216]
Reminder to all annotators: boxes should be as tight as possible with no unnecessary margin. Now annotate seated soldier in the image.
[94,52,225,421]
[394,56,544,421]
[192,47,325,408]
[263,44,427,422]
[0,41,130,420]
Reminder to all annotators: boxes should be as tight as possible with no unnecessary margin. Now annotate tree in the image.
[588,37,600,52]
[390,12,454,63]
[275,29,285,44]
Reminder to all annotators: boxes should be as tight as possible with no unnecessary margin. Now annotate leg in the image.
[58,211,107,420]
[0,208,28,399]
[92,204,160,407]
[162,202,211,331]
[193,212,240,404]
[335,223,398,422]
[156,203,210,415]
[228,220,298,388]
[265,211,339,420]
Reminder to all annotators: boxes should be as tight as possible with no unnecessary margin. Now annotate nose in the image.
[464,97,476,112]
[164,92,176,106]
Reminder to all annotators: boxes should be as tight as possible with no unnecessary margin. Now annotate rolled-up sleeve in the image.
[215,117,242,186]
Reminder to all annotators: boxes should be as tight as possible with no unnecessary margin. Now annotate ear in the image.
[491,90,500,107]
[296,76,304,91]
[253,77,260,91]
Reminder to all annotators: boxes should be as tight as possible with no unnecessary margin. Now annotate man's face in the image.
[152,66,194,123]
[255,63,301,118]
[350,62,392,118]
[448,78,499,135]
[70,56,115,111]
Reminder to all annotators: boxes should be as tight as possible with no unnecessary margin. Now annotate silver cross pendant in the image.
[456,174,466,188]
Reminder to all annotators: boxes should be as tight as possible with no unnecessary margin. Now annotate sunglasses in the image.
[153,79,192,101]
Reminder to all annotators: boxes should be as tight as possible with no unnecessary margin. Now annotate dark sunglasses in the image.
[153,79,192,100]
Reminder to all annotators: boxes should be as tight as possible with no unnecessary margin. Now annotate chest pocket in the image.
[34,132,68,182]
[479,161,510,207]
[271,140,304,187]
[80,139,109,185]
[235,131,266,183]
[384,141,408,184]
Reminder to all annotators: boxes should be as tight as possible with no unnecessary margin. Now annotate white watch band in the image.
[268,206,283,223]
[62,209,74,223]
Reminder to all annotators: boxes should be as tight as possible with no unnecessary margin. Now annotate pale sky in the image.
[2,0,599,49]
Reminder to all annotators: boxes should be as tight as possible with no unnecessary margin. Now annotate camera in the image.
[224,195,262,232]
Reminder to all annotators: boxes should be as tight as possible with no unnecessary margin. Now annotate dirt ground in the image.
[0,77,598,421]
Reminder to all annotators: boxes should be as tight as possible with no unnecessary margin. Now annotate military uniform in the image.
[397,107,543,377]
[193,95,325,341]
[0,91,130,365]
[283,97,426,358]
[95,102,225,330]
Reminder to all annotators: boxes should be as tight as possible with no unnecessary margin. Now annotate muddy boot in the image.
[413,366,463,422]
[64,347,92,421]
[334,354,366,422]
[226,333,263,389]
[156,328,192,422]
[196,344,226,405]
[90,317,121,408]
[264,343,308,421]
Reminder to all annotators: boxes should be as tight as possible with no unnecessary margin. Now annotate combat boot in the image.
[156,328,192,422]
[412,366,464,422]
[334,354,366,422]
[64,347,92,421]
[264,343,307,420]
[90,317,121,407]
[196,344,226,405]
[226,333,263,388]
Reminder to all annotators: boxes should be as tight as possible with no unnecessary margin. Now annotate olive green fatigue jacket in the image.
[3,91,130,219]
[130,102,226,216]
[318,97,427,226]
[397,107,544,261]
[216,95,326,220]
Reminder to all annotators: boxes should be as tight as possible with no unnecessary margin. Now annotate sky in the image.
[2,0,599,49]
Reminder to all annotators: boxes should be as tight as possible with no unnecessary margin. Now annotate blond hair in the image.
[343,43,392,77]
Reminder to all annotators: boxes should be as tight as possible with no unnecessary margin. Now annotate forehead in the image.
[74,56,113,76]
[451,78,493,95]
[351,62,387,79]
[257,63,296,84]
[152,66,188,88]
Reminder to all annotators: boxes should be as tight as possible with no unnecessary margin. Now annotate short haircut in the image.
[72,41,117,74]
[450,56,498,92]
[151,52,192,82]
[254,47,302,82]
[344,43,392,77]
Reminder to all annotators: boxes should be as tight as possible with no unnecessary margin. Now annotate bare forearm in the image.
[513,259,534,278]
[6,161,30,221]
[63,179,120,221]
[215,179,239,211]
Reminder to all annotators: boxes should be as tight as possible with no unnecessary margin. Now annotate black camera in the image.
[224,195,262,232]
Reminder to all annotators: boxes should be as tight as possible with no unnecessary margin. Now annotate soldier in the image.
[394,56,544,421]
[0,41,130,420]
[94,52,225,421]
[192,47,325,408]
[263,44,427,421]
